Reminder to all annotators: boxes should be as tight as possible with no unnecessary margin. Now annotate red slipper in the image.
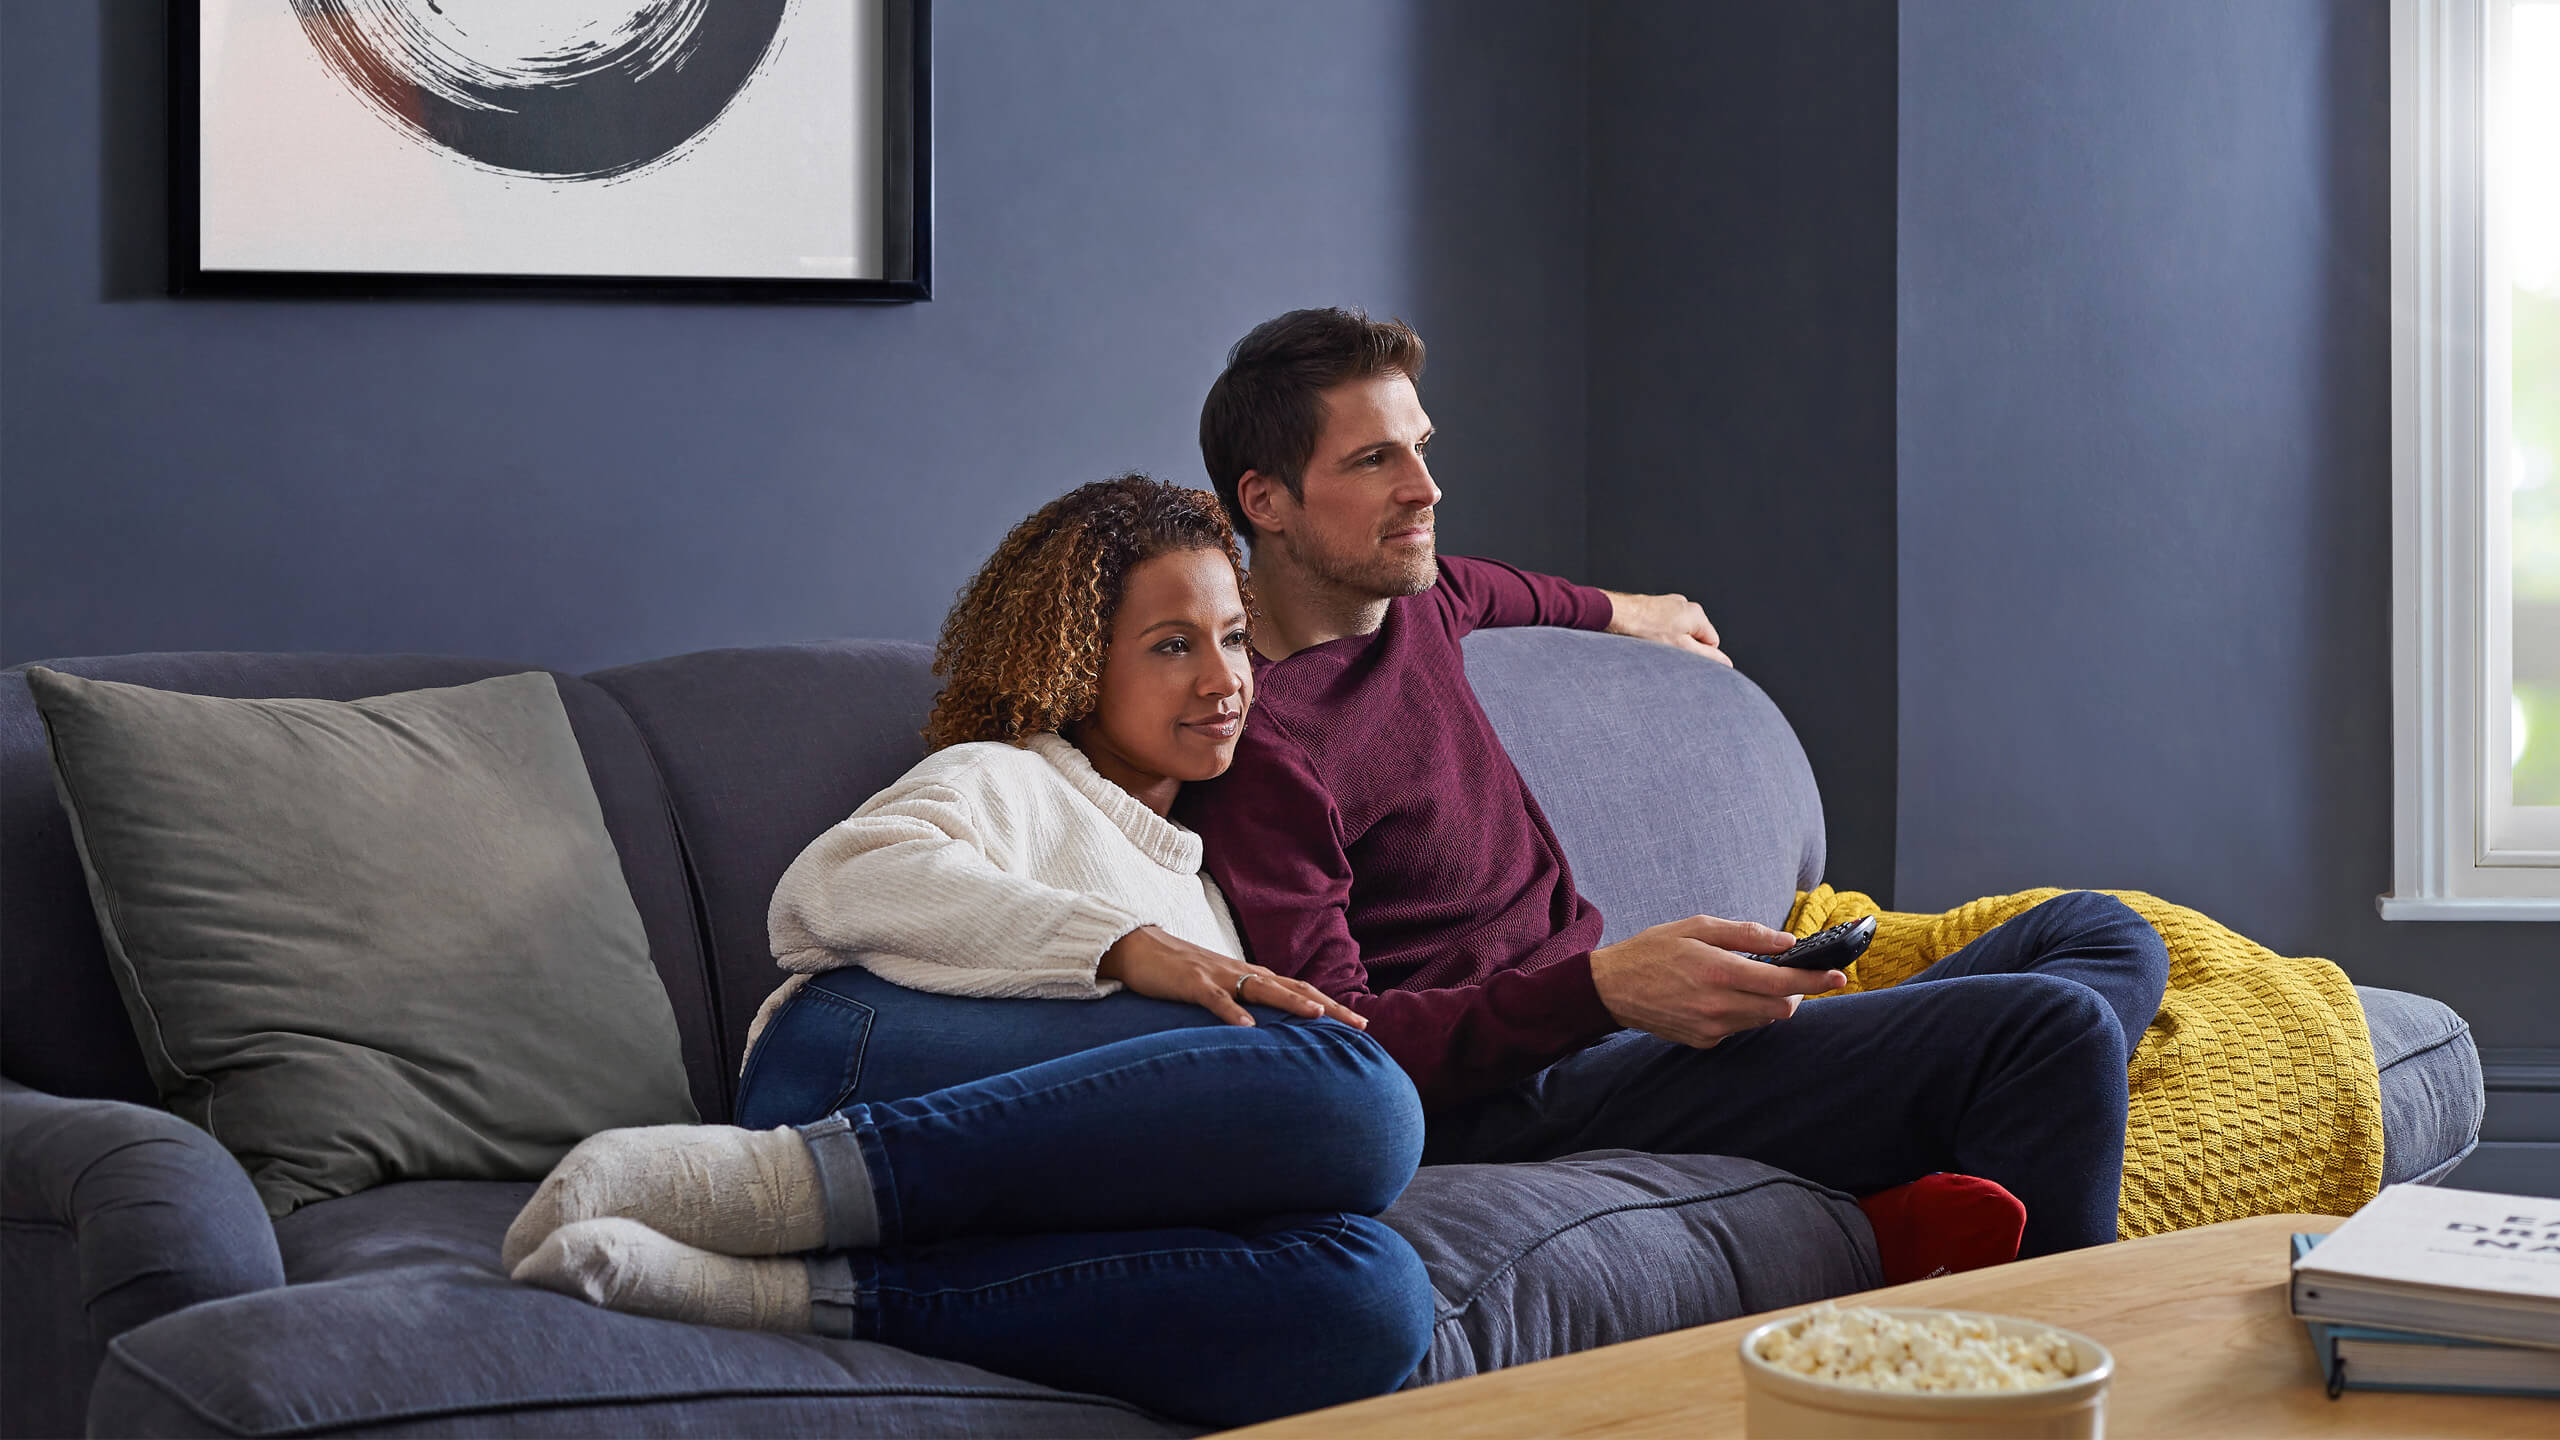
[1856,1173,2027,1286]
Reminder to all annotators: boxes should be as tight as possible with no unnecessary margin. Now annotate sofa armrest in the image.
[0,1078,284,1340]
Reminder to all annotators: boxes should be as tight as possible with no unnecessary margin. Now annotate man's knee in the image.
[2034,889,2138,936]
[1999,973,2127,1067]
[2035,892,2167,967]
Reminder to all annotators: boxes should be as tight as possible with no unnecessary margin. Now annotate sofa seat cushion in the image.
[1382,1150,1879,1387]
[99,1147,1876,1435]
[92,1276,1194,1440]
[97,1179,1193,1439]
[2359,985,2485,1186]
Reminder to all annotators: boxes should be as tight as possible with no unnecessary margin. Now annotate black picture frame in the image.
[169,1,932,303]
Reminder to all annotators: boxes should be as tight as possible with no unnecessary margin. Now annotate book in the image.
[2289,1184,2560,1350]
[2293,1233,2560,1398]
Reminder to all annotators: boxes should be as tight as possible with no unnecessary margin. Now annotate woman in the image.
[503,478,1433,1428]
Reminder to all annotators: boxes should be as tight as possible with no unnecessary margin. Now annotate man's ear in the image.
[1235,470,1292,543]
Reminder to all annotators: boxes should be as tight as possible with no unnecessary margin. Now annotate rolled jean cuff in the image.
[795,1108,899,1250]
[804,1251,871,1340]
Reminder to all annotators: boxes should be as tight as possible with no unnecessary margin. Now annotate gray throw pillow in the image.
[26,666,698,1216]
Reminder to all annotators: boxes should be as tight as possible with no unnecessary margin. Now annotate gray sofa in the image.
[0,628,2484,1437]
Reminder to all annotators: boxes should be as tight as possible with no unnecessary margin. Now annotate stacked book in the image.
[2289,1183,2560,1398]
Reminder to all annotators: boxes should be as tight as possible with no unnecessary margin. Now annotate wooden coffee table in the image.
[1227,1213,2551,1437]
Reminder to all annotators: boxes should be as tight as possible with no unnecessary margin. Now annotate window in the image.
[2386,0,2560,917]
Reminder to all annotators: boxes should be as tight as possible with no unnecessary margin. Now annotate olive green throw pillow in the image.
[26,667,698,1216]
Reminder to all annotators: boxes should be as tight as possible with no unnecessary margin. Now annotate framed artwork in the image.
[171,1,931,301]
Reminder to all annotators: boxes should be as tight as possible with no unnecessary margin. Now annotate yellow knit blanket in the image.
[1786,886,2384,1239]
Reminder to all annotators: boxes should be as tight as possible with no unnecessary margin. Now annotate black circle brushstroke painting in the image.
[287,0,791,182]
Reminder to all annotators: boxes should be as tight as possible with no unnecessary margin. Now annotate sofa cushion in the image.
[25,668,700,1216]
[586,642,943,1097]
[1382,1150,1878,1386]
[91,1277,1194,1439]
[194,1145,1873,1433]
[1464,627,1827,936]
[2359,985,2484,1186]
[0,655,724,1125]
[91,1177,1194,1439]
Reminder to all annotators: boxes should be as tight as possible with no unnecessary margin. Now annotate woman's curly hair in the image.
[925,475,1253,750]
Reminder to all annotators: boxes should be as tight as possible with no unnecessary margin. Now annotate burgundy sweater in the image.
[1178,556,1624,1109]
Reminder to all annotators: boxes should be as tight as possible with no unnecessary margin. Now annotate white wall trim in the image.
[2386,0,2560,918]
[2376,894,2560,920]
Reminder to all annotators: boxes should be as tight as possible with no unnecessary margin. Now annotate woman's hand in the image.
[1098,926,1370,1029]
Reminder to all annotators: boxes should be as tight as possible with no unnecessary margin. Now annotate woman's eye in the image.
[1156,638,1188,655]
[1223,630,1249,649]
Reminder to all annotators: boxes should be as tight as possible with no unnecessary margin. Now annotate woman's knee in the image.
[1302,1215,1437,1403]
[1263,1021,1425,1211]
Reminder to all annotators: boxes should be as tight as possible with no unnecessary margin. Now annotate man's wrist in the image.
[1532,950,1621,1038]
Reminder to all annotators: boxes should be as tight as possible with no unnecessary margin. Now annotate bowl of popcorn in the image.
[1739,1304,2113,1439]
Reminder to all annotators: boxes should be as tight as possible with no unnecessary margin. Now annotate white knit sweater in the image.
[749,732,1245,1054]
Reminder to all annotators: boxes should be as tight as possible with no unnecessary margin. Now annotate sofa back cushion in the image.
[0,655,723,1124]
[1464,628,1826,936]
[26,668,701,1214]
[595,628,1828,1096]
[585,642,943,1110]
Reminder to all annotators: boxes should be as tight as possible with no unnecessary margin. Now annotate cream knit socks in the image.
[501,1124,831,1271]
[512,1217,813,1332]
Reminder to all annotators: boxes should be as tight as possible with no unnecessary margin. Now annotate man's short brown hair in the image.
[1198,308,1426,545]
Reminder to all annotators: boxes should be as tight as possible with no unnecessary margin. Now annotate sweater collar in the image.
[1024,733,1203,874]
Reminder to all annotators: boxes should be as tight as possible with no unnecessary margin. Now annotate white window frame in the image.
[2386,0,2560,919]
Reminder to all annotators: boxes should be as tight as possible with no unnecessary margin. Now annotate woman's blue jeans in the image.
[735,973,1432,1427]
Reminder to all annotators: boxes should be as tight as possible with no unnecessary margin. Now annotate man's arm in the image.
[1435,556,1731,666]
[1192,718,1844,1108]
[1432,555,1615,635]
[1599,588,1732,666]
[1193,717,1620,1109]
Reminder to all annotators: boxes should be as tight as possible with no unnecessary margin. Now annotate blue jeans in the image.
[1421,890,2172,1256]
[736,979,1432,1428]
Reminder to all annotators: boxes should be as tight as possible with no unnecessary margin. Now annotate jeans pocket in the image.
[735,978,876,1129]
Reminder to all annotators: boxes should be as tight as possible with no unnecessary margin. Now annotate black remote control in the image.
[1769,915,1875,971]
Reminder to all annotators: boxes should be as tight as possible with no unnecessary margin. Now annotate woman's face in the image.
[1074,547,1253,812]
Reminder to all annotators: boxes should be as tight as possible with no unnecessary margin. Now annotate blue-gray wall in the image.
[1899,0,2553,1185]
[1,0,1587,673]
[1588,0,1901,902]
[8,2,2549,1163]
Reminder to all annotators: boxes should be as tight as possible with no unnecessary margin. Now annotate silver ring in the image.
[1233,971,1256,1000]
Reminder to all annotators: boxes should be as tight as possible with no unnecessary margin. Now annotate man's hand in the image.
[1588,916,1845,1048]
[1601,590,1731,666]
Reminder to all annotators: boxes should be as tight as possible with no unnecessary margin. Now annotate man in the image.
[1178,308,2169,1273]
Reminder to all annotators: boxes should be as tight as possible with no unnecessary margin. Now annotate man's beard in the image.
[1282,522,1437,601]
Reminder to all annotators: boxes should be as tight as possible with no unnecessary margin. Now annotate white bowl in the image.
[1738,1308,2114,1439]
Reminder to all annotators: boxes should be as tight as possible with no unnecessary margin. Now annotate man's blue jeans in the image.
[736,983,1432,1427]
[1421,890,2172,1256]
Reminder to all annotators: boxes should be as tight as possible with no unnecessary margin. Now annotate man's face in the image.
[1269,373,1443,599]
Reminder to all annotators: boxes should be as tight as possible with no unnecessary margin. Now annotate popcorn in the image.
[1752,1305,2082,1393]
